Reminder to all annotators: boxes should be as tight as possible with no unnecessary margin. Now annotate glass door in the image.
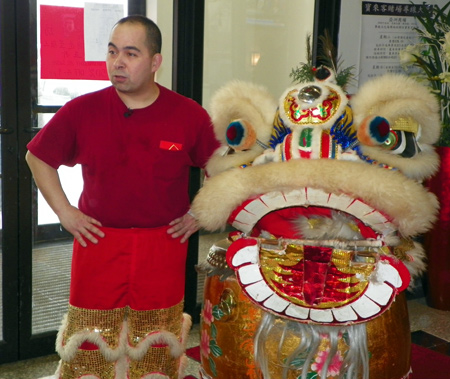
[30,0,124,339]
[25,0,130,359]
[0,0,146,363]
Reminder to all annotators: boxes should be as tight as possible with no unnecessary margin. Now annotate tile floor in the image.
[0,299,449,379]
[0,232,449,379]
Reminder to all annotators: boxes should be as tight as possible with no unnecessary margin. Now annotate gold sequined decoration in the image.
[259,244,378,308]
[129,346,179,379]
[393,116,419,135]
[206,239,231,269]
[127,302,184,347]
[63,305,126,348]
[392,238,416,262]
[59,349,116,379]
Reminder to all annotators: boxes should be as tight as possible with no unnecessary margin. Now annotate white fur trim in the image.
[404,241,427,284]
[56,313,128,362]
[177,354,188,379]
[127,312,192,361]
[209,80,276,145]
[115,354,128,379]
[180,313,192,346]
[192,159,438,238]
[54,312,191,378]
[403,367,413,379]
[127,330,184,361]
[206,81,277,176]
[54,360,62,378]
[350,74,441,182]
[359,144,439,181]
[205,147,264,177]
[351,74,441,147]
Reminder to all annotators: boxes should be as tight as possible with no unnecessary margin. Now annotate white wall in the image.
[202,1,316,110]
[147,0,173,89]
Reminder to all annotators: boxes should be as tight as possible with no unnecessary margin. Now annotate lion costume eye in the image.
[382,130,420,158]
[384,130,400,150]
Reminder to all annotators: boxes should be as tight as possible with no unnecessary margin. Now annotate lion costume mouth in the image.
[226,236,403,325]
[192,158,437,324]
[224,187,403,324]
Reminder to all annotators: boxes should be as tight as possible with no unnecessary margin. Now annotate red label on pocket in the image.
[160,141,183,151]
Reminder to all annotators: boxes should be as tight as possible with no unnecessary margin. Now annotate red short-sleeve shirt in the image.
[27,85,220,228]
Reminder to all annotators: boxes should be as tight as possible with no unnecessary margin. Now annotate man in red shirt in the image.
[26,15,219,379]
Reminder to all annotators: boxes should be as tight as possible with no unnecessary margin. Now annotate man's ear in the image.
[151,53,163,73]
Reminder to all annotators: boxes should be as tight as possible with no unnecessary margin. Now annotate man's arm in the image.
[25,151,104,247]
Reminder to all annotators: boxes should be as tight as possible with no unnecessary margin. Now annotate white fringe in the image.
[140,374,170,379]
[403,367,413,379]
[254,313,369,379]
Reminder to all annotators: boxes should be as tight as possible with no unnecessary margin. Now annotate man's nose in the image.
[113,53,125,68]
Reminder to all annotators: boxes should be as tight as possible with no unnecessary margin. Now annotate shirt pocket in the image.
[153,142,190,180]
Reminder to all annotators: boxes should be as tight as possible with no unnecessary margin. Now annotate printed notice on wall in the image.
[359,2,428,85]
[40,4,123,80]
[84,3,124,61]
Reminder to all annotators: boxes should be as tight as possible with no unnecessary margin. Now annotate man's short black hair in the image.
[115,15,162,55]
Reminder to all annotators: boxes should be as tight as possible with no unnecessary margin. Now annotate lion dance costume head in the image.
[194,68,441,379]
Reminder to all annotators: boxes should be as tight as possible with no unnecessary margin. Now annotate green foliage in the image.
[289,31,355,91]
[402,1,450,146]
[289,61,315,84]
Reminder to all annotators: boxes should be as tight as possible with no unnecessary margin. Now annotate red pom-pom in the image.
[226,125,238,141]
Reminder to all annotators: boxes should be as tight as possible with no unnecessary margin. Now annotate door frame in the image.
[173,0,206,324]
[0,0,20,363]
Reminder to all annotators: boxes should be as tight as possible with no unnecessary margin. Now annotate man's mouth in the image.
[112,73,128,82]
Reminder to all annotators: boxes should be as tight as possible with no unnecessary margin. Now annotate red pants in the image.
[69,225,188,310]
[57,226,191,379]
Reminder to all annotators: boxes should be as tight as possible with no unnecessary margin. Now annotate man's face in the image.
[106,23,160,96]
